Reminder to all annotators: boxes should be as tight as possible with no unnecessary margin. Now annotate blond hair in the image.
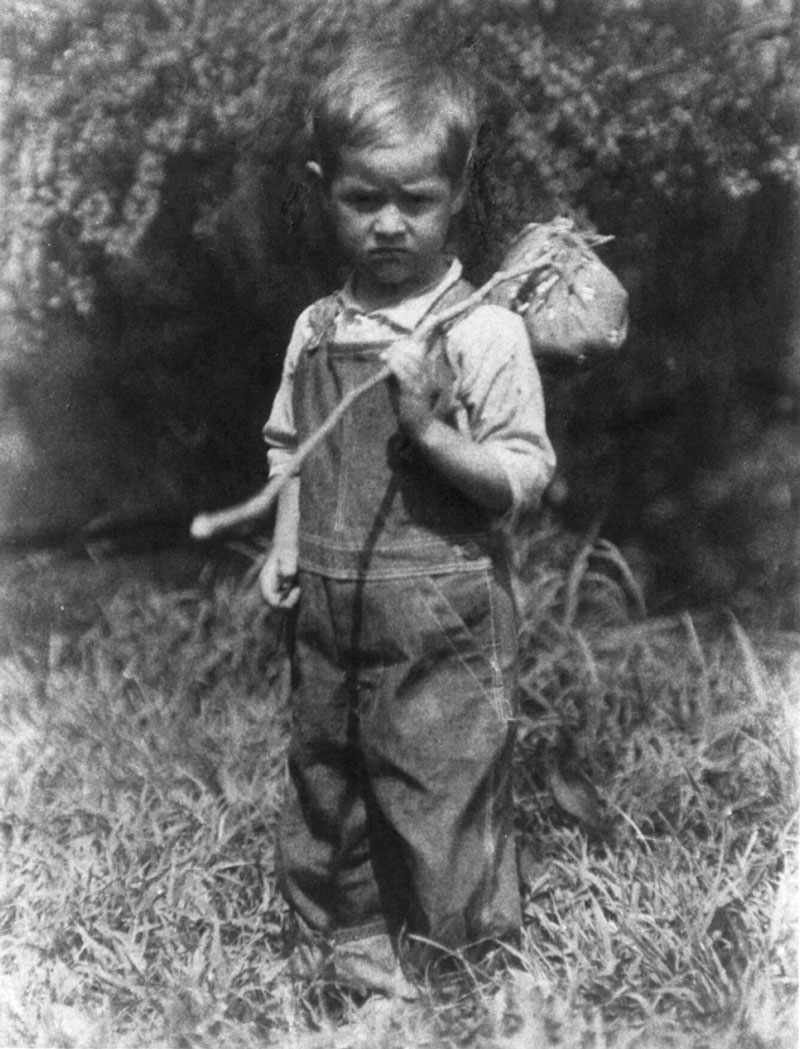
[308,40,480,185]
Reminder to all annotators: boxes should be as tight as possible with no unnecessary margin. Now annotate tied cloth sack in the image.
[488,217,629,362]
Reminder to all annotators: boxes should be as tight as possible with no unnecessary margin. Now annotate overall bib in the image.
[277,282,522,961]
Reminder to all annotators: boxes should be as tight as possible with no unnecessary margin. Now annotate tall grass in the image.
[0,530,796,1048]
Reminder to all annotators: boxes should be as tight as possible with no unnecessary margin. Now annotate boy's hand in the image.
[381,337,436,439]
[259,545,300,610]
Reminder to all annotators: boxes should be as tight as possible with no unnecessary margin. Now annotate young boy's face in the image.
[315,130,466,307]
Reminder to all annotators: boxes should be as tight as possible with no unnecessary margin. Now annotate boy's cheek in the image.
[333,205,367,238]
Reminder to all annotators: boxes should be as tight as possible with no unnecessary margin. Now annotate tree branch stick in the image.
[190,257,554,540]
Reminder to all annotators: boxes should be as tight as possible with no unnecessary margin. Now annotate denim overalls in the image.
[277,281,522,963]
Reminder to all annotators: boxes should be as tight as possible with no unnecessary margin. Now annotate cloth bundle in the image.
[489,218,629,361]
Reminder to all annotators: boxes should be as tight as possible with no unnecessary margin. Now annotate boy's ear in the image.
[305,161,326,187]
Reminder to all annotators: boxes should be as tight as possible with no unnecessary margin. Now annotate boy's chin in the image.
[361,259,439,299]
[368,258,415,284]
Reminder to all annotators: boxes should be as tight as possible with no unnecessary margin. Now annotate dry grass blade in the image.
[592,539,647,618]
[562,515,604,628]
[726,611,773,707]
[681,611,712,709]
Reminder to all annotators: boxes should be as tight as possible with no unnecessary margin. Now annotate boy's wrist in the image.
[272,539,298,559]
[403,411,437,446]
[396,392,437,443]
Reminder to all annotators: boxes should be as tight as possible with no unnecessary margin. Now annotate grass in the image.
[0,525,796,1048]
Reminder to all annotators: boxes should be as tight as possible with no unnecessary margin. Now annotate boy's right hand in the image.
[259,546,300,610]
[381,337,437,441]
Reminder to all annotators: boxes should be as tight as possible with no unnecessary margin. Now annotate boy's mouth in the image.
[369,248,411,259]
[366,243,408,255]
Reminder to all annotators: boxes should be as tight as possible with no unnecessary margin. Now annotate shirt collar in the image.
[338,259,463,332]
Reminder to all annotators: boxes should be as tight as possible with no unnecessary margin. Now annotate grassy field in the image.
[0,527,796,1048]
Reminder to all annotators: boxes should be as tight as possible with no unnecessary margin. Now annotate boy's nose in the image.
[374,203,405,235]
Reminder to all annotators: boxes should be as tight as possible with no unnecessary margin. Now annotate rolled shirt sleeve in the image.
[262,310,315,477]
[446,305,557,520]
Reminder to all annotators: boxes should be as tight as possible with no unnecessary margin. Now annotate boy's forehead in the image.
[334,134,452,187]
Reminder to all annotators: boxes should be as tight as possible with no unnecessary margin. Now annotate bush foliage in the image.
[0,0,798,619]
[2,0,797,317]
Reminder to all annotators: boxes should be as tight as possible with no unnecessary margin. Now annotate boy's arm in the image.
[259,478,300,609]
[421,423,514,512]
[383,307,555,516]
[384,351,513,511]
[259,312,309,608]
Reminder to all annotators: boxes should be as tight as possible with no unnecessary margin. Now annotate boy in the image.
[260,40,556,998]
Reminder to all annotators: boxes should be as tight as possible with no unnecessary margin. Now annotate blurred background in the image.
[1,0,798,626]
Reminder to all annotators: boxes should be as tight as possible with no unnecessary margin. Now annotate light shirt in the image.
[263,259,556,521]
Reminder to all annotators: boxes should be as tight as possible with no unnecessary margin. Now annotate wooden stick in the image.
[190,257,554,540]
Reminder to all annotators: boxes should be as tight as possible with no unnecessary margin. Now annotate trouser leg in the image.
[276,572,417,995]
[359,569,522,954]
[277,568,521,973]
[277,572,390,936]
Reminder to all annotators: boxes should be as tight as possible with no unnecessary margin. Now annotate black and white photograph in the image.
[0,1,797,1046]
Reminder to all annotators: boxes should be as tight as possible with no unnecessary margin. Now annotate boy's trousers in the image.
[277,565,522,958]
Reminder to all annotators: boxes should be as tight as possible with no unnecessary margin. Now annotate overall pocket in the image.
[413,570,516,722]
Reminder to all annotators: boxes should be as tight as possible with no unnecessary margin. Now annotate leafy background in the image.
[0,0,798,623]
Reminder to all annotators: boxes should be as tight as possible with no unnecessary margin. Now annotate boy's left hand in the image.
[381,337,436,439]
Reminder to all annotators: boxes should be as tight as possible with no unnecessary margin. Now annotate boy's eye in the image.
[340,191,381,209]
[336,188,440,213]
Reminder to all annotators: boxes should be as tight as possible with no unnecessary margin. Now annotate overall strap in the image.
[421,278,479,369]
[422,278,478,420]
[303,293,342,354]
[424,277,477,339]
